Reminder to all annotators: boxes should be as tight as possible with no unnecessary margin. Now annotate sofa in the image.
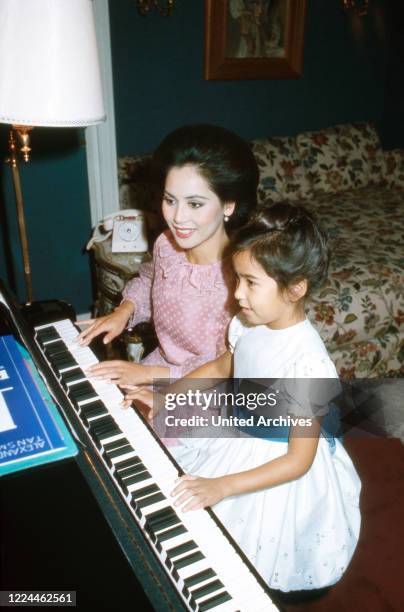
[117,122,404,378]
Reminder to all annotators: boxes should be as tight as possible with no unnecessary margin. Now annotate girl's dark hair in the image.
[152,124,259,230]
[232,202,330,298]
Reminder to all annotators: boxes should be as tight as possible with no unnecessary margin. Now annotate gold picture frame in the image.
[205,0,307,80]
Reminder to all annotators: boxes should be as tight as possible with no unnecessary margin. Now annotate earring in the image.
[224,215,229,222]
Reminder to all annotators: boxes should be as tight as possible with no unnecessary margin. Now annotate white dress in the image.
[170,317,361,592]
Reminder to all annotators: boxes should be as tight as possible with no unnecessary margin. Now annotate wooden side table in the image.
[90,239,153,362]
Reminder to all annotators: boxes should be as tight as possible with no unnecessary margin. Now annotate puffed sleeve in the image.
[227,314,249,354]
[122,261,154,328]
[279,353,341,419]
[121,236,161,328]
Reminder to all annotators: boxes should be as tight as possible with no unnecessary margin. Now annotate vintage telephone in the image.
[87,209,148,253]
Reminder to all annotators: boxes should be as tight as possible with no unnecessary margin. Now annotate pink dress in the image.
[122,230,236,378]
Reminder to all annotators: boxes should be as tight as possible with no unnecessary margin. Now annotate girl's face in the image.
[162,165,234,256]
[233,250,305,329]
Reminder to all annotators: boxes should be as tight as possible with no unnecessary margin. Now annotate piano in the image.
[0,280,280,612]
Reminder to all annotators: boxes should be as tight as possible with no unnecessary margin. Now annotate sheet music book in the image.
[0,335,78,476]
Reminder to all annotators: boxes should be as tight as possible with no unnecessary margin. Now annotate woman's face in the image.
[162,165,234,253]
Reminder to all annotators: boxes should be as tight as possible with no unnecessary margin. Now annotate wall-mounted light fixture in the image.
[341,0,369,16]
[137,0,174,17]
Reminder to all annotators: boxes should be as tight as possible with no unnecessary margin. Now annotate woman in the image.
[78,124,258,386]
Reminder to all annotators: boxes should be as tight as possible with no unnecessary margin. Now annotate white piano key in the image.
[125,472,158,491]
[35,319,278,612]
[191,587,230,608]
[159,531,192,554]
[186,574,222,597]
[109,450,139,465]
[139,497,174,518]
[174,558,213,582]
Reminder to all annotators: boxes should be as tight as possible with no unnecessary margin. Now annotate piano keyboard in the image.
[34,319,278,612]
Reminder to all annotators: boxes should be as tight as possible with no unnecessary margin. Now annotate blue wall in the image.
[0,0,401,312]
[0,127,93,311]
[110,0,389,156]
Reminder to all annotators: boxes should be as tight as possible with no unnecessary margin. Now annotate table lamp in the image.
[0,0,106,303]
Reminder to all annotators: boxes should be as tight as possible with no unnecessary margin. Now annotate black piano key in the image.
[119,470,151,494]
[116,464,145,480]
[88,416,122,448]
[198,591,232,612]
[117,462,147,481]
[114,455,143,472]
[114,457,146,480]
[68,381,98,403]
[167,540,198,560]
[44,340,67,358]
[145,507,181,537]
[130,484,160,501]
[146,506,177,527]
[89,415,120,435]
[166,547,203,573]
[132,492,166,518]
[48,352,77,369]
[79,400,108,423]
[172,550,205,571]
[189,580,225,607]
[36,326,59,345]
[103,438,131,454]
[136,492,166,509]
[60,367,85,387]
[117,466,149,487]
[36,325,59,339]
[182,568,216,592]
[102,440,133,465]
[116,458,146,476]
[155,524,187,551]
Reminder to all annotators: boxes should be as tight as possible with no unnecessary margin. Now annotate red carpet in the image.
[280,438,404,612]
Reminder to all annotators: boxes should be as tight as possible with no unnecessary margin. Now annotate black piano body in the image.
[0,280,281,612]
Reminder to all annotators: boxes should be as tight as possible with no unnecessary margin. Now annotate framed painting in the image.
[205,0,307,80]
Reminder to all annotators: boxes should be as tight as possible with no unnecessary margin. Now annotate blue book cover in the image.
[0,335,78,476]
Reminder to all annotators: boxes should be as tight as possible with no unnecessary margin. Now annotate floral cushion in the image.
[305,187,403,378]
[251,136,310,203]
[336,123,386,189]
[294,123,386,196]
[296,126,351,195]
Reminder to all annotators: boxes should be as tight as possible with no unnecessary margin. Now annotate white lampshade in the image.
[0,0,105,127]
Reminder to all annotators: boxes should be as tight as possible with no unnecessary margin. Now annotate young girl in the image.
[127,203,361,593]
[77,124,258,385]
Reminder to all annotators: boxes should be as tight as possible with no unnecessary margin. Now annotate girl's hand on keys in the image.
[86,361,150,386]
[121,386,165,421]
[171,475,229,511]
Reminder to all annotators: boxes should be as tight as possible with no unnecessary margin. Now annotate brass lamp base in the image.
[6,125,34,304]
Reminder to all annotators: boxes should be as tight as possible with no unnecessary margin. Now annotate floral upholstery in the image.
[336,122,386,189]
[304,188,403,378]
[296,126,352,195]
[250,137,311,203]
[293,122,386,195]
[117,123,404,377]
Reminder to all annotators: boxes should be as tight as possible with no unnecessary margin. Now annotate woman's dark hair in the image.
[232,202,330,298]
[152,124,259,231]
